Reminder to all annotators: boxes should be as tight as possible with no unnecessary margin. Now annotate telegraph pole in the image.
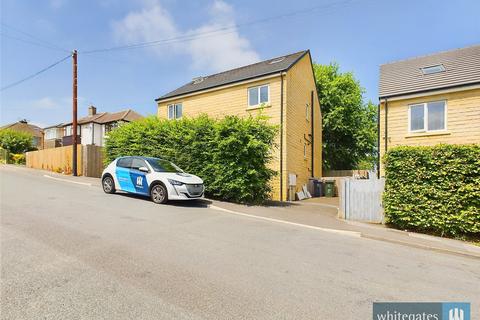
[72,50,78,176]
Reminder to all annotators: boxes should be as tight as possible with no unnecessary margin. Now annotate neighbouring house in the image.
[156,50,322,201]
[43,123,64,149]
[44,106,143,148]
[0,119,44,150]
[378,45,480,175]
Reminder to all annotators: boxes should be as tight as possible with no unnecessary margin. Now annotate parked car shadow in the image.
[114,192,211,208]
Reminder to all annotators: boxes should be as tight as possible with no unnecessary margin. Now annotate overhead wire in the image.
[1,54,71,92]
[80,0,354,54]
[0,22,70,53]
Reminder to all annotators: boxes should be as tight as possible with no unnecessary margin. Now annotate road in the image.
[1,166,479,319]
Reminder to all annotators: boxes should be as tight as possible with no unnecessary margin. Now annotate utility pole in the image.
[72,49,78,176]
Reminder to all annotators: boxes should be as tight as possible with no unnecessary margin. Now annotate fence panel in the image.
[26,145,83,175]
[339,178,385,223]
[82,145,104,177]
[323,169,369,178]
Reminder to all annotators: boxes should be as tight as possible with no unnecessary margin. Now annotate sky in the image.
[1,0,479,128]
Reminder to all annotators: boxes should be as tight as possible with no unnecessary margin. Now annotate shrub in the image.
[10,153,26,165]
[105,115,278,203]
[0,129,34,154]
[383,144,480,238]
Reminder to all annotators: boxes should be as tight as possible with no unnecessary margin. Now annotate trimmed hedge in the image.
[104,115,278,203]
[383,144,480,238]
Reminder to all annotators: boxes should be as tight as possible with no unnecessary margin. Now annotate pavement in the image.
[1,165,479,319]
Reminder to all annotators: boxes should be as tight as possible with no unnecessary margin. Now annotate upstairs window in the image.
[105,122,119,133]
[168,103,183,119]
[248,85,269,107]
[409,101,446,132]
[65,125,80,136]
[45,129,56,140]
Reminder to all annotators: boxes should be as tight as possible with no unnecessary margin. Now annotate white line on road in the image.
[208,205,361,237]
[43,175,92,186]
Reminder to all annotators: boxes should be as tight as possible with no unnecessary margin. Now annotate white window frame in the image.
[247,84,270,108]
[168,103,183,120]
[408,100,447,133]
[304,143,307,159]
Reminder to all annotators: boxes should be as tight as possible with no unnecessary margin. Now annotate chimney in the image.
[88,105,97,116]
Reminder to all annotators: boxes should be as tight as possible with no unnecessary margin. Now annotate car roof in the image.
[117,156,165,161]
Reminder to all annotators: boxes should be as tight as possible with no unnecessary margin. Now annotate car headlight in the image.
[168,179,184,186]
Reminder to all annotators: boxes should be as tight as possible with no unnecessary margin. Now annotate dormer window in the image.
[420,64,446,75]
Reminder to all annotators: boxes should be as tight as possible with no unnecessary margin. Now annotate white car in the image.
[101,156,204,204]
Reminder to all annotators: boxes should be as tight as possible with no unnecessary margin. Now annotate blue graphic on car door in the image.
[116,166,136,192]
[129,170,149,195]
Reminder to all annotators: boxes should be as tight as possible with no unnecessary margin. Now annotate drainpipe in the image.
[384,98,388,154]
[382,98,388,177]
[280,73,285,201]
[310,90,314,178]
[377,102,380,178]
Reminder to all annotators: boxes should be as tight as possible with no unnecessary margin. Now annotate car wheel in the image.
[102,175,116,194]
[151,183,168,204]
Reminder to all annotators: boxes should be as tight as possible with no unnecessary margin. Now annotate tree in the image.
[313,63,377,170]
[0,129,34,154]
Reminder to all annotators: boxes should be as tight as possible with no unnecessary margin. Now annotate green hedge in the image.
[105,115,278,203]
[383,144,480,238]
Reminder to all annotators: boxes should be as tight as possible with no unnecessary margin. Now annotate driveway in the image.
[1,165,479,319]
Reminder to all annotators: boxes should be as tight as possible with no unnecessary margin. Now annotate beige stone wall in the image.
[379,87,480,175]
[284,53,322,199]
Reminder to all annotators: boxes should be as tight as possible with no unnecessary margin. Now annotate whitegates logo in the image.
[448,307,464,320]
[373,302,470,320]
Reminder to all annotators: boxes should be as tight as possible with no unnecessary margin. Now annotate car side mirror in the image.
[138,166,149,173]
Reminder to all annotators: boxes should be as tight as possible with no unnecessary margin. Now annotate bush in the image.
[105,115,278,203]
[10,153,26,165]
[383,144,480,238]
[0,129,34,154]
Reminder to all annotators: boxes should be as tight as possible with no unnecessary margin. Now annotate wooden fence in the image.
[339,177,385,223]
[82,145,104,177]
[26,145,104,177]
[323,170,370,178]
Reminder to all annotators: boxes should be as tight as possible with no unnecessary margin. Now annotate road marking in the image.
[43,174,92,186]
[208,205,361,237]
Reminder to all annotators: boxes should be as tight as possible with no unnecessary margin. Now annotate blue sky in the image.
[1,0,479,127]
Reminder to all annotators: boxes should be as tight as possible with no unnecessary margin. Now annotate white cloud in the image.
[112,0,259,72]
[32,97,59,109]
[49,0,66,9]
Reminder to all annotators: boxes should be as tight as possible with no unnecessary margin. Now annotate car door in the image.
[129,158,149,195]
[115,157,135,192]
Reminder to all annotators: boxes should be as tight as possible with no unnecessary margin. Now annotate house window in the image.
[45,129,56,140]
[409,101,446,132]
[168,103,183,119]
[306,103,310,121]
[304,143,307,159]
[65,125,80,136]
[105,122,119,133]
[248,85,269,107]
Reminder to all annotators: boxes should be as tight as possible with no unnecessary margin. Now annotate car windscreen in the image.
[146,158,183,173]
